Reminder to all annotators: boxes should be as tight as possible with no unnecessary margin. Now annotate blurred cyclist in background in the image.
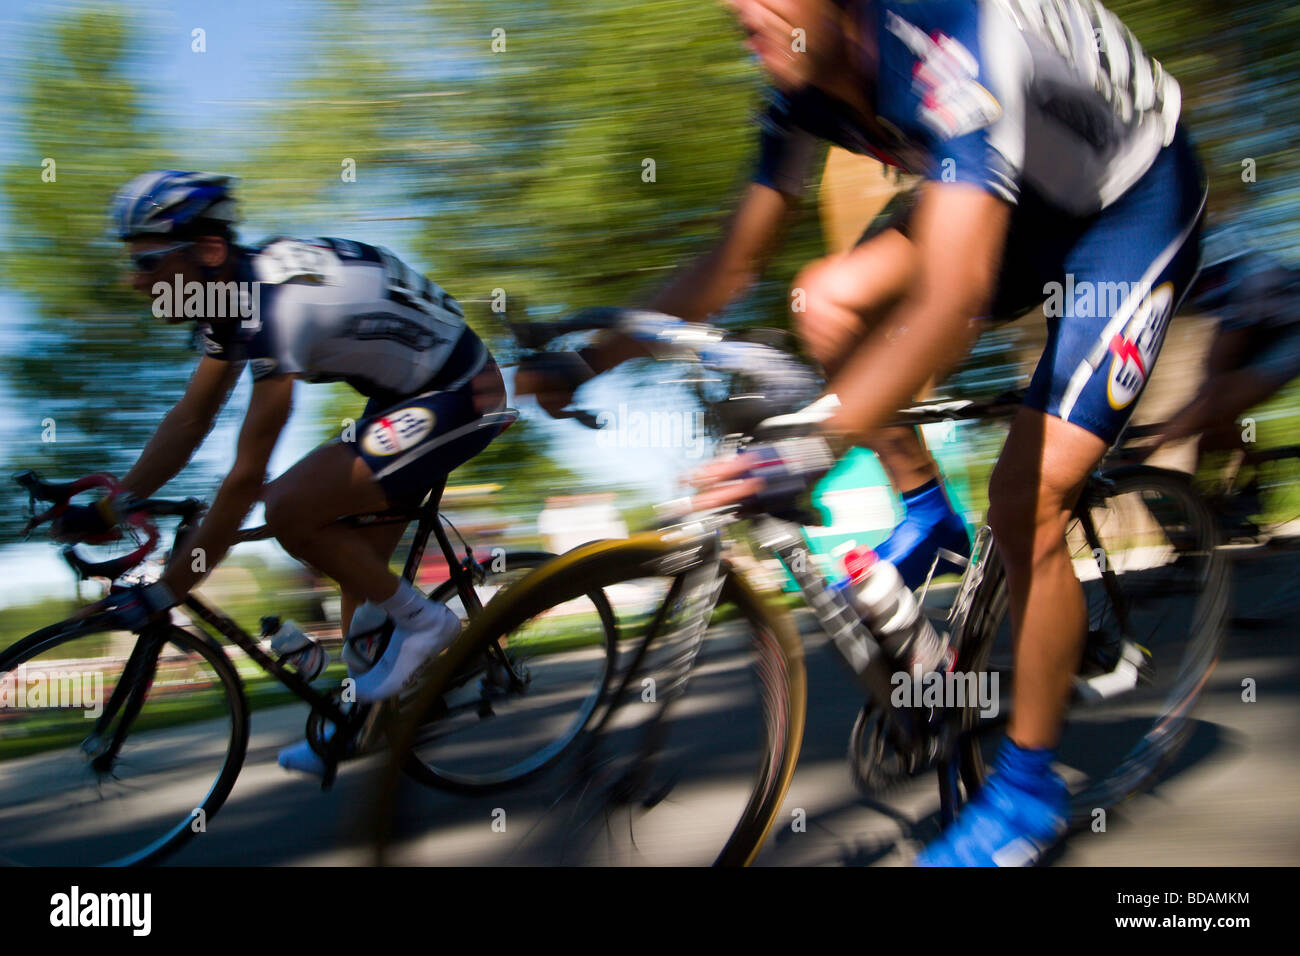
[1137,225,1300,466]
[58,171,508,771]
[524,0,1205,866]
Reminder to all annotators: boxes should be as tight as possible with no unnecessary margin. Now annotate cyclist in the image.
[527,0,1204,866]
[521,124,967,595]
[1135,225,1300,467]
[58,171,509,770]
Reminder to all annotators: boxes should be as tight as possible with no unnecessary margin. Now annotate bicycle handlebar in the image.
[14,470,206,582]
[506,306,1029,450]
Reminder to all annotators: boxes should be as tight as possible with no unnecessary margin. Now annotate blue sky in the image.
[0,0,690,605]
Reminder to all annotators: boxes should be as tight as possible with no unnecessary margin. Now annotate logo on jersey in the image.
[350,313,441,351]
[1106,282,1175,409]
[361,407,436,457]
[254,239,340,285]
[886,12,1001,140]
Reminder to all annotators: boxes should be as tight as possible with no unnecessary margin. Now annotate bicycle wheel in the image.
[0,616,248,866]
[376,532,806,866]
[400,550,618,794]
[955,465,1227,827]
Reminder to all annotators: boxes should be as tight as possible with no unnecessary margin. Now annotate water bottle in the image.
[263,617,329,682]
[834,547,951,677]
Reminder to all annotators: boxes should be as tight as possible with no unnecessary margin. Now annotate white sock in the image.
[379,578,435,630]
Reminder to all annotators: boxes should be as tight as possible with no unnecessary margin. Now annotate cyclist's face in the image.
[124,239,193,296]
[726,0,841,91]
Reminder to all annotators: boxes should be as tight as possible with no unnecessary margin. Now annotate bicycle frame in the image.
[580,512,921,780]
[72,480,509,788]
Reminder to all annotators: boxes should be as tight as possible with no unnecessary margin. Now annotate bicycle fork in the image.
[80,624,167,774]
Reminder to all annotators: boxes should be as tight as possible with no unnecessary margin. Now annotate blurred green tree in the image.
[0,8,193,498]
[240,0,834,504]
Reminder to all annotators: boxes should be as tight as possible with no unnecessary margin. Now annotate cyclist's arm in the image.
[158,374,294,598]
[516,183,795,415]
[580,183,797,375]
[825,181,1009,440]
[647,182,795,322]
[121,356,244,499]
[1141,325,1260,450]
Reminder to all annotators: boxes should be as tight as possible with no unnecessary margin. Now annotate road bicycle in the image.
[0,452,617,866]
[376,309,1229,866]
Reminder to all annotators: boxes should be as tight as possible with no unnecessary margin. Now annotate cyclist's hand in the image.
[687,436,836,516]
[50,499,121,544]
[515,368,576,419]
[78,582,178,631]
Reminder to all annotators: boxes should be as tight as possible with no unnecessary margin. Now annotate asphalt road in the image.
[7,543,1289,867]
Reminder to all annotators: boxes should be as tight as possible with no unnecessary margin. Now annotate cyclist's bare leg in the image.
[1152,369,1283,458]
[986,407,1108,748]
[338,522,409,634]
[793,228,939,492]
[264,443,410,608]
[268,363,505,621]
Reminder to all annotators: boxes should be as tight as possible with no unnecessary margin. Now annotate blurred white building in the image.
[537,493,629,554]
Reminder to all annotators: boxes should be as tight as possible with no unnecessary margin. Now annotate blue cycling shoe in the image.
[915,742,1068,867]
[875,478,971,590]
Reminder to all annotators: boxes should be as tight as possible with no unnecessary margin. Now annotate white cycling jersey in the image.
[200,237,479,396]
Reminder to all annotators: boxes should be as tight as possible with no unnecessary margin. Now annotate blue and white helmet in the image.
[112,170,238,240]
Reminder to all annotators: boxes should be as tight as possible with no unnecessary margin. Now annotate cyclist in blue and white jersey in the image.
[524,0,1205,865]
[59,173,509,771]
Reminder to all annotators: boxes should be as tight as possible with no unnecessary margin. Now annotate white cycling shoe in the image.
[277,599,458,777]
[351,600,461,703]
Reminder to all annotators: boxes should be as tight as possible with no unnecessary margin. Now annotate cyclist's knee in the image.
[791,257,870,365]
[263,482,305,545]
[986,466,1074,570]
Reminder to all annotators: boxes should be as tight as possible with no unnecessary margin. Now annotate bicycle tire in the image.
[0,617,248,866]
[954,465,1227,828]
[402,550,619,794]
[375,531,807,866]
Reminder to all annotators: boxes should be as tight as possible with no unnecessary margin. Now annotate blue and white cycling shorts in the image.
[346,329,512,506]
[994,126,1207,444]
[857,126,1206,445]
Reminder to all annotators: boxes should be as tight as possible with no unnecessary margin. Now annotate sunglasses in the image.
[129,242,194,273]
